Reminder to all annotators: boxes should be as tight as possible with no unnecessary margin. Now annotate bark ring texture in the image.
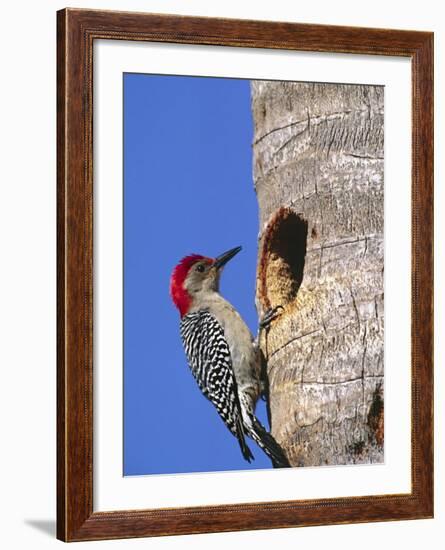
[253,81,384,467]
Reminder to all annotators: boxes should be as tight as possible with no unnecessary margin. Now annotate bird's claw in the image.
[259,305,284,329]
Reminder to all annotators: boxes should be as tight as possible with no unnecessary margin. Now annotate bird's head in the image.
[170,246,242,316]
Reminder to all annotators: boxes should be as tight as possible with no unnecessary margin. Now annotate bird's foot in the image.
[259,305,284,330]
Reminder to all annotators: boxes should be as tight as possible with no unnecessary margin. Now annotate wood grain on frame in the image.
[57,8,433,542]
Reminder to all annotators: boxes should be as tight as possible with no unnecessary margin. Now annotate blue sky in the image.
[123,73,270,475]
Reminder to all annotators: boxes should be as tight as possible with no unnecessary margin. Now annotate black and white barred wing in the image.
[180,310,253,462]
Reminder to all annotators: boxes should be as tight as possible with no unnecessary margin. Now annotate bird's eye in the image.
[196,264,205,273]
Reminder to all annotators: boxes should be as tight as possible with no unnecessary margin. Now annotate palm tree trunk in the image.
[252,81,384,466]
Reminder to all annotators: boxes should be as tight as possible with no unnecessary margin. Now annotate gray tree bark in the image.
[251,81,384,467]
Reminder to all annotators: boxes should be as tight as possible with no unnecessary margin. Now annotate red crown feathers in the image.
[170,254,212,316]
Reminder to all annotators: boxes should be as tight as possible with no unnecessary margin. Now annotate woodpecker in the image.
[170,246,290,468]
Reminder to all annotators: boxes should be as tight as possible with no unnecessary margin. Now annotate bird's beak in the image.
[213,246,242,270]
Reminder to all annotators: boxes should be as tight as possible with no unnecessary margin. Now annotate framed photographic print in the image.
[57,8,433,542]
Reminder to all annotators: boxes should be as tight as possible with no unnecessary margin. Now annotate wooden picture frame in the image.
[57,8,433,542]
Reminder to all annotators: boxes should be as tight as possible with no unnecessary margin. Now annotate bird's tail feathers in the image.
[249,418,290,468]
[236,418,254,463]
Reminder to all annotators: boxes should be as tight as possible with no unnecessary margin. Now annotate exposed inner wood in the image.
[258,207,308,311]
